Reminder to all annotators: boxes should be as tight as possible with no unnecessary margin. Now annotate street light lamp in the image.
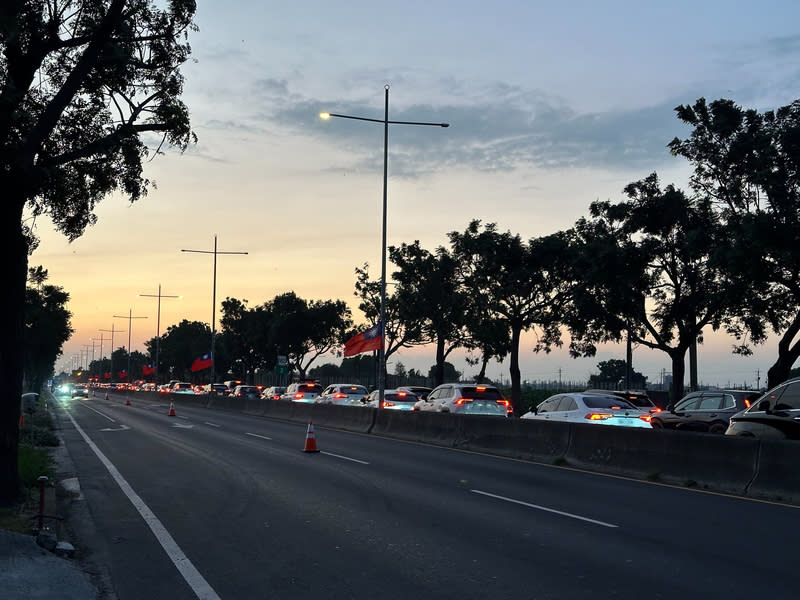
[113,310,147,382]
[138,284,181,384]
[320,85,448,407]
[181,236,247,382]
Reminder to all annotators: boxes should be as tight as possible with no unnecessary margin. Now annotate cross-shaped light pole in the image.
[113,310,147,382]
[138,284,181,384]
[320,85,449,407]
[98,325,124,384]
[181,236,247,382]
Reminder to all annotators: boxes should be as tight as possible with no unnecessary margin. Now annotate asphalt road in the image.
[53,392,799,599]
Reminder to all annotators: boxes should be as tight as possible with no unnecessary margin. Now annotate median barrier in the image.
[243,397,267,416]
[564,425,757,495]
[288,402,314,424]
[261,400,295,420]
[747,439,800,504]
[370,410,462,445]
[312,403,375,432]
[461,417,571,460]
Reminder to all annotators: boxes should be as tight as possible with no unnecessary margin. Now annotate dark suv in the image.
[725,378,800,440]
[651,389,761,433]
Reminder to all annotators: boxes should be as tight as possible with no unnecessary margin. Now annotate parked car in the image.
[413,383,511,416]
[725,378,800,440]
[397,386,432,401]
[521,392,653,428]
[316,384,370,406]
[651,389,762,433]
[584,389,661,413]
[366,389,419,410]
[282,381,324,403]
[261,386,286,400]
[231,385,261,400]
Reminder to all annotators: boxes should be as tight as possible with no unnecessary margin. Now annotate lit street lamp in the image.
[138,284,181,384]
[320,85,448,407]
[181,236,247,382]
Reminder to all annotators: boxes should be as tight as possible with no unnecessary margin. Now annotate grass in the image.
[0,400,58,535]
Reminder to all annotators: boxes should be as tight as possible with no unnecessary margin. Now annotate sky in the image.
[36,0,800,388]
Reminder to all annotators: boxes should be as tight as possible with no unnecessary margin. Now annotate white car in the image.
[413,383,511,417]
[521,392,653,428]
[316,384,370,406]
[366,389,419,410]
[281,382,323,403]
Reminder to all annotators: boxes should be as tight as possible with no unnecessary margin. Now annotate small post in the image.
[37,476,49,530]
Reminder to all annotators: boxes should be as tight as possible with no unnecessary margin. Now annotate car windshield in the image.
[458,387,503,400]
[583,396,638,409]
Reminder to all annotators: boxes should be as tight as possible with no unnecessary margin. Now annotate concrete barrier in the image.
[747,439,800,504]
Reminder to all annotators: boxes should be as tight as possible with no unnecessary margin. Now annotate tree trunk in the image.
[0,181,28,506]
[475,355,489,384]
[689,339,698,391]
[766,314,800,389]
[669,350,686,406]
[434,336,446,386]
[508,324,522,415]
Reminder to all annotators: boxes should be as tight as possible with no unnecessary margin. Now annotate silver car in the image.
[413,383,511,417]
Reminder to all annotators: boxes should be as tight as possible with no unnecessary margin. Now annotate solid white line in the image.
[204,422,221,428]
[321,451,370,465]
[245,432,272,441]
[470,489,618,528]
[64,410,222,600]
[78,403,116,422]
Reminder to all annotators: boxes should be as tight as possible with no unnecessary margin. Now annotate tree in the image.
[158,320,212,382]
[448,221,573,414]
[427,362,461,382]
[668,97,800,387]
[568,173,734,402]
[389,242,468,386]
[24,267,73,393]
[0,1,196,505]
[588,359,647,389]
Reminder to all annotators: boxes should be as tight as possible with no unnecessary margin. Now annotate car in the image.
[651,389,762,433]
[261,386,286,400]
[54,382,74,397]
[584,389,661,413]
[282,381,324,403]
[73,384,90,398]
[725,377,800,440]
[231,385,261,400]
[413,383,512,417]
[397,386,432,401]
[170,382,194,394]
[203,383,229,395]
[223,380,243,395]
[521,392,653,428]
[316,384,370,406]
[366,389,419,410]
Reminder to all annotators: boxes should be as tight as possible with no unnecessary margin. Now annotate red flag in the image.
[119,370,127,379]
[103,372,111,380]
[191,352,212,372]
[344,322,383,357]
[142,364,155,375]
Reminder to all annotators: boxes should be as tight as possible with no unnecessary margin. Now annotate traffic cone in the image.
[302,421,320,453]
[168,402,176,417]
[125,398,131,406]
[104,392,109,401]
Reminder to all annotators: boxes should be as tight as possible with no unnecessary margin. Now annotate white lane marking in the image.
[171,424,194,429]
[245,432,272,441]
[177,415,190,420]
[100,424,131,432]
[79,403,116,422]
[64,410,222,600]
[470,489,619,528]
[204,422,221,428]
[321,451,370,465]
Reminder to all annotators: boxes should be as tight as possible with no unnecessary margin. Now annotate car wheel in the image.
[650,419,664,429]
[708,422,728,434]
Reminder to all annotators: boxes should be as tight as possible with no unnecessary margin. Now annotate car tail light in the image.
[585,413,612,420]
[384,401,395,407]
[744,399,751,408]
[273,395,281,400]
[294,392,304,399]
[496,399,513,413]
[476,386,486,392]
[397,392,407,398]
[650,407,662,413]
[639,414,652,423]
[334,393,347,399]
[455,397,472,406]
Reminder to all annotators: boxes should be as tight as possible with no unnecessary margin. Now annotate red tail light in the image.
[650,407,662,413]
[585,413,612,421]
[496,399,513,413]
[455,397,470,406]
[273,395,281,400]
[639,414,652,423]
[384,401,395,407]
[294,392,304,399]
[334,393,347,399]
[744,399,751,408]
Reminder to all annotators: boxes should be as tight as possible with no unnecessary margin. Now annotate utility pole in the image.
[114,309,148,383]
[138,285,181,384]
[98,325,125,384]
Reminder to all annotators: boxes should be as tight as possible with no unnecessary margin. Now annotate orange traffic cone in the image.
[104,392,109,401]
[302,421,320,453]
[168,402,176,417]
[125,398,131,406]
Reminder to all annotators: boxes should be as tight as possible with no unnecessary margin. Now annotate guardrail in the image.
[128,390,800,505]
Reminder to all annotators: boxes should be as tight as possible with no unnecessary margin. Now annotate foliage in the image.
[588,359,648,389]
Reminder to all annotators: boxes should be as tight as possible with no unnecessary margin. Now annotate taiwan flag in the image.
[142,364,155,375]
[103,372,111,380]
[191,352,212,372]
[119,369,127,379]
[343,321,383,357]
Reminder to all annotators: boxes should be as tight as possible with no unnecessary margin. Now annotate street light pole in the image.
[113,310,147,383]
[98,325,124,385]
[138,284,181,384]
[182,236,247,382]
[320,85,449,407]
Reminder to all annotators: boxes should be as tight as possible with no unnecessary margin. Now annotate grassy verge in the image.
[0,401,58,535]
